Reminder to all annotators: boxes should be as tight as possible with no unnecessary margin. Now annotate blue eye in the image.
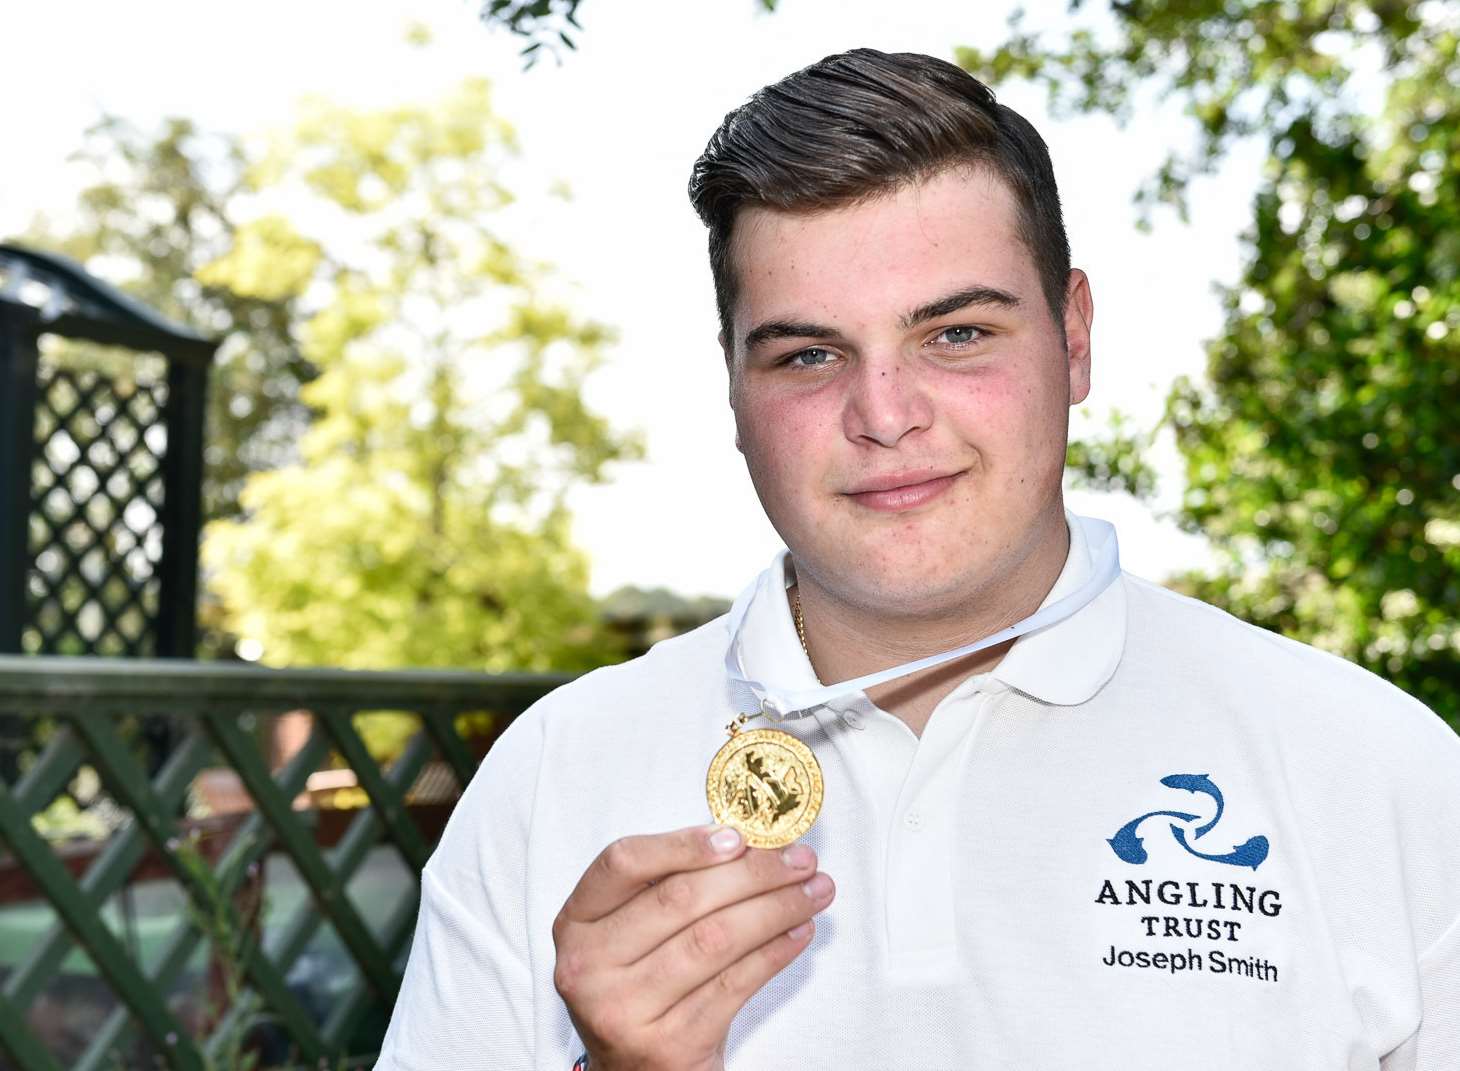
[938,325,982,346]
[789,347,835,367]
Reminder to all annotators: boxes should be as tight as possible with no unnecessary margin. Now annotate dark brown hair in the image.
[688,48,1071,345]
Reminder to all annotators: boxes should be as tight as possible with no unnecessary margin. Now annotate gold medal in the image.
[705,715,823,849]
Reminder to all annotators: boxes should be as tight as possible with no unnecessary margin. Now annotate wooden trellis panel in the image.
[0,656,568,1070]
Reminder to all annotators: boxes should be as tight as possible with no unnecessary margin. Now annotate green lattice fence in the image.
[26,358,172,658]
[0,655,567,1070]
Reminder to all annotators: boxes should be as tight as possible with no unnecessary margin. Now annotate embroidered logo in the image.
[1108,773,1269,870]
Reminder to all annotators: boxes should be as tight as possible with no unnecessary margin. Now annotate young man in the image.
[376,50,1460,1070]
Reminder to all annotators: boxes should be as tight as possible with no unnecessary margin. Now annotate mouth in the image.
[842,469,965,512]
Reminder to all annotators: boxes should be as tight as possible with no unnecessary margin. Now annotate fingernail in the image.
[709,826,741,853]
[780,843,814,870]
[787,921,813,940]
[801,873,832,900]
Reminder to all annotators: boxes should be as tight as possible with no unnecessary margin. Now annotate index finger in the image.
[560,825,747,923]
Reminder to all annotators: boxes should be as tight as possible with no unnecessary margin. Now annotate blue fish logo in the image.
[1108,773,1269,871]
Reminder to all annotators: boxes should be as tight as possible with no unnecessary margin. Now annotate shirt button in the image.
[903,810,924,831]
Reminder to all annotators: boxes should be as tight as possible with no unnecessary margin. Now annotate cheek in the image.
[944,366,1067,468]
[1011,375,1074,489]
[942,368,1028,441]
[735,390,834,479]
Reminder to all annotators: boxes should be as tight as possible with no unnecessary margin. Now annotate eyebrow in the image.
[742,318,839,352]
[741,283,1022,353]
[899,284,1022,329]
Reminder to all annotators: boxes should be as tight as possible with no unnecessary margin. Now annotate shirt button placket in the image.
[884,688,996,982]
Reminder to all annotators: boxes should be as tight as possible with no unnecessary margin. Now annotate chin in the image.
[808,548,985,616]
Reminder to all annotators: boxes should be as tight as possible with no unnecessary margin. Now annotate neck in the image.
[791,509,1071,736]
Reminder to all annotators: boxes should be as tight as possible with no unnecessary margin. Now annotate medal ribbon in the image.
[724,517,1121,720]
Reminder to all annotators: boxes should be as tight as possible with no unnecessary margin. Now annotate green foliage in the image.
[476,0,779,65]
[957,0,1436,225]
[31,790,112,842]
[15,118,312,525]
[480,0,586,66]
[967,3,1460,727]
[170,831,267,1071]
[1065,408,1159,497]
[200,80,642,672]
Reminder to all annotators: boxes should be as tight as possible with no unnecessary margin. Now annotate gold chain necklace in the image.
[791,588,809,655]
[791,587,823,686]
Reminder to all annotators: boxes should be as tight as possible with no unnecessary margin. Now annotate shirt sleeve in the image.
[1381,912,1460,1071]
[374,709,547,1070]
[1378,693,1460,1071]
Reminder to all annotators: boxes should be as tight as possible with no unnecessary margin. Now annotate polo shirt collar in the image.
[989,510,1126,705]
[726,510,1126,712]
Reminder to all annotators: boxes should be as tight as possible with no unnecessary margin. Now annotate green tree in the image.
[962,3,1459,725]
[17,117,311,524]
[201,78,642,673]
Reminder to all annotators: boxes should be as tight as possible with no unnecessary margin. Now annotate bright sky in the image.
[0,0,1267,599]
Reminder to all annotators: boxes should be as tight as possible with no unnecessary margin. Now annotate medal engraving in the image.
[706,727,823,848]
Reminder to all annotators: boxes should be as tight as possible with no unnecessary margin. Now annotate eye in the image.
[786,347,838,368]
[935,325,984,347]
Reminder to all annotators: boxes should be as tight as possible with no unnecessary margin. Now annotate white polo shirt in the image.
[376,511,1460,1070]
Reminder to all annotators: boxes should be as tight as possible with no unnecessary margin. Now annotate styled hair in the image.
[688,48,1071,345]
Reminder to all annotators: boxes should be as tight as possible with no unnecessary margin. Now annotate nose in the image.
[841,351,933,448]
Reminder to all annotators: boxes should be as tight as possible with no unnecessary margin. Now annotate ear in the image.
[1063,268,1094,406]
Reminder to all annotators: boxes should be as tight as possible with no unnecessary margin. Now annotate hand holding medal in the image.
[552,824,835,1070]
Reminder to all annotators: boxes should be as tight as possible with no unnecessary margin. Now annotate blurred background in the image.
[0,0,1455,1067]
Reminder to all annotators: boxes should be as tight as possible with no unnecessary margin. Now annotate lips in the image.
[844,468,961,494]
[843,469,964,512]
